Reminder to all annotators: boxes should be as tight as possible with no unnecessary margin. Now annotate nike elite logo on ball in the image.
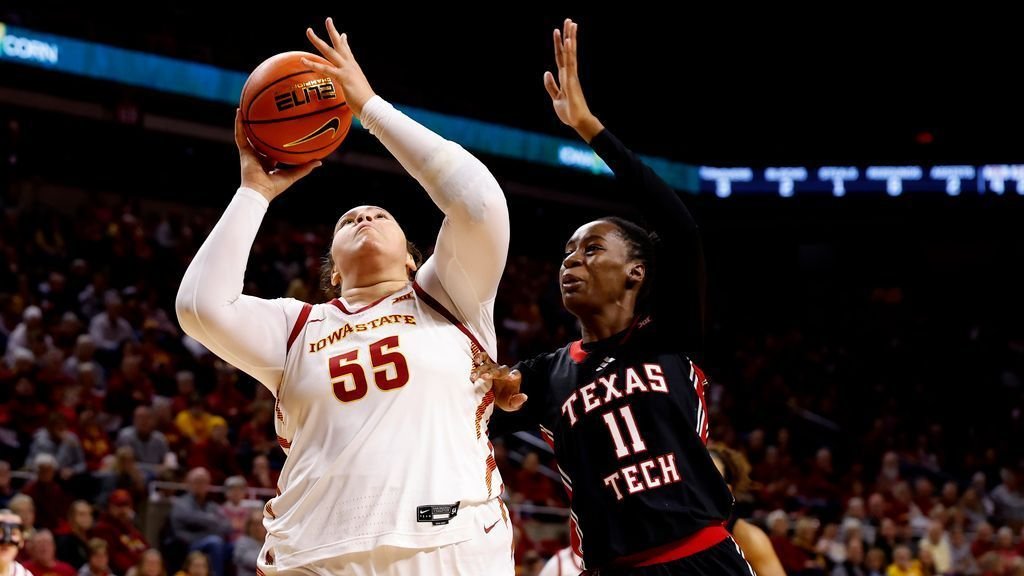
[284,117,342,148]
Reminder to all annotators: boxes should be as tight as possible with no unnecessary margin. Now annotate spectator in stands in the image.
[76,539,112,576]
[185,424,235,485]
[26,413,86,480]
[96,445,147,505]
[912,478,936,518]
[993,526,1020,566]
[970,472,996,519]
[6,377,49,441]
[105,354,155,424]
[20,454,71,532]
[817,522,848,567]
[8,495,35,550]
[961,486,990,528]
[768,511,809,573]
[54,500,92,569]
[864,548,886,576]
[794,517,827,572]
[168,468,230,576]
[991,469,1024,526]
[917,520,951,574]
[875,518,900,562]
[203,363,246,428]
[23,529,76,576]
[169,372,196,417]
[843,497,875,545]
[877,452,902,495]
[88,291,135,357]
[231,510,264,576]
[175,551,210,576]
[246,455,277,492]
[938,481,959,510]
[832,537,867,576]
[972,522,995,559]
[91,489,148,575]
[221,476,249,543]
[174,395,225,446]
[62,335,104,387]
[125,549,166,576]
[235,403,275,462]
[4,305,49,365]
[886,545,922,576]
[513,452,558,506]
[948,526,978,575]
[117,405,169,470]
[976,551,1003,576]
[78,410,112,473]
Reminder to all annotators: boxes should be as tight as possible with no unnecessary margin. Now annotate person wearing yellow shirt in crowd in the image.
[174,394,226,444]
[887,545,924,576]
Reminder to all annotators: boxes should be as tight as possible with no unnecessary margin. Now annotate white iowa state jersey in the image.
[262,281,504,568]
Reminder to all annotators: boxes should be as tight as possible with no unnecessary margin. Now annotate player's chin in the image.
[561,290,592,316]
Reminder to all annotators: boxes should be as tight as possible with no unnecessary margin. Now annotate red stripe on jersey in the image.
[411,282,489,360]
[475,390,495,439]
[540,429,555,451]
[286,303,313,353]
[276,435,291,449]
[615,525,730,568]
[691,362,710,444]
[485,453,498,498]
[274,399,284,422]
[330,291,394,315]
[264,500,276,519]
[570,514,584,565]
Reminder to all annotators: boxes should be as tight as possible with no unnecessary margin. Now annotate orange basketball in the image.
[240,51,353,165]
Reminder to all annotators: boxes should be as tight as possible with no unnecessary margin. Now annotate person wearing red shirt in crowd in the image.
[90,489,148,575]
[22,530,76,576]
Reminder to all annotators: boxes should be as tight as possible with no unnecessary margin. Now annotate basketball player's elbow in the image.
[174,279,217,338]
[174,285,200,337]
[450,169,508,226]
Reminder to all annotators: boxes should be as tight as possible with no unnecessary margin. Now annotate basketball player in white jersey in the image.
[176,18,513,575]
[0,510,30,576]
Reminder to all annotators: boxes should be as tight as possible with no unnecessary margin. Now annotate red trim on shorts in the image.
[286,303,313,352]
[612,525,730,568]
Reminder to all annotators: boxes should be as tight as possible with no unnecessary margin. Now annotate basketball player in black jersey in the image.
[478,19,756,575]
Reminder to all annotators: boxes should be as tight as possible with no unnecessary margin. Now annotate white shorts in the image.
[256,499,515,576]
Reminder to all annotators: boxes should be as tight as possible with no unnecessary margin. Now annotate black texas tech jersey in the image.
[515,318,733,570]
[497,126,735,570]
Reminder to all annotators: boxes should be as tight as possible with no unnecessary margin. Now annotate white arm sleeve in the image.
[175,188,305,394]
[360,96,509,357]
